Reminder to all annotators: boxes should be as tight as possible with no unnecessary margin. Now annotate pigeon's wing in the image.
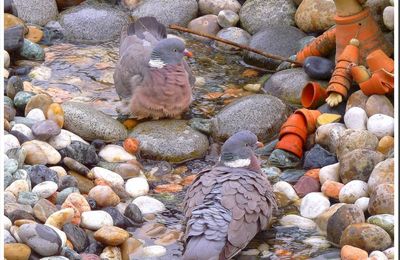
[183,167,216,220]
[114,35,151,99]
[219,167,277,260]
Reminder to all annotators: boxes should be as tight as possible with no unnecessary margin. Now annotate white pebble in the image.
[26,108,46,121]
[344,107,368,130]
[92,167,124,186]
[80,210,113,230]
[49,166,67,178]
[142,245,167,257]
[319,163,340,185]
[370,250,389,260]
[99,144,136,163]
[367,114,394,139]
[32,181,58,198]
[383,6,394,30]
[62,129,89,144]
[125,177,149,198]
[4,134,21,153]
[273,181,299,202]
[132,196,166,215]
[300,192,330,219]
[339,180,368,203]
[5,179,30,197]
[11,124,34,139]
[4,215,12,230]
[354,197,370,212]
[279,214,317,230]
[4,50,10,68]
[23,140,62,165]
[383,247,394,259]
[48,130,71,150]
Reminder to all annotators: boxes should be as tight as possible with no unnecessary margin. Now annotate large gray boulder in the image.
[131,0,198,27]
[59,3,131,42]
[244,26,306,69]
[130,120,209,163]
[61,102,127,142]
[211,94,290,143]
[13,0,58,26]
[239,0,297,34]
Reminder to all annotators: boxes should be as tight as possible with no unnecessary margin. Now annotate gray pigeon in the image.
[113,16,195,120]
[183,130,277,260]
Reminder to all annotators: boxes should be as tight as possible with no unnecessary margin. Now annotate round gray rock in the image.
[239,0,297,34]
[211,94,289,142]
[13,0,58,26]
[130,120,209,163]
[18,223,62,256]
[131,0,198,26]
[61,102,127,142]
[263,68,328,107]
[59,3,131,42]
[199,0,241,15]
[244,26,306,69]
[214,27,251,52]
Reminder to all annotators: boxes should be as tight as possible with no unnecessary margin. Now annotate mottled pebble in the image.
[367,214,394,238]
[33,199,58,223]
[32,181,58,199]
[368,158,394,194]
[45,208,75,230]
[354,197,370,212]
[5,180,30,198]
[62,223,89,253]
[4,243,32,260]
[99,246,122,260]
[11,124,34,140]
[18,223,62,256]
[368,183,394,215]
[61,193,91,225]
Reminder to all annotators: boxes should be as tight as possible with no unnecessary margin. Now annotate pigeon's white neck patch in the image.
[222,158,251,168]
[149,59,165,68]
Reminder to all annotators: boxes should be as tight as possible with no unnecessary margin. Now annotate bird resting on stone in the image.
[182,130,277,260]
[113,16,195,120]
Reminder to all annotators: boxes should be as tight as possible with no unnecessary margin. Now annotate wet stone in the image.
[303,56,335,80]
[124,203,144,224]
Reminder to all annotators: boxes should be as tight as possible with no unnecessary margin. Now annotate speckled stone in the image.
[31,120,61,141]
[340,223,392,252]
[368,183,394,215]
[294,0,336,33]
[13,91,36,112]
[62,102,127,142]
[368,158,394,194]
[27,165,59,187]
[367,214,394,238]
[336,129,379,160]
[59,141,99,166]
[18,223,62,256]
[326,204,365,246]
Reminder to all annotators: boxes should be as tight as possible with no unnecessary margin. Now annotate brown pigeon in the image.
[182,130,277,260]
[113,16,195,120]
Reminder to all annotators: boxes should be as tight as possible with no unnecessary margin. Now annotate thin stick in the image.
[169,24,303,66]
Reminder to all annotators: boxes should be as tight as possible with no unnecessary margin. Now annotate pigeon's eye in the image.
[173,49,177,52]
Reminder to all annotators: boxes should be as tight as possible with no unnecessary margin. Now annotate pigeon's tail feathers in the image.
[127,16,167,40]
[183,236,225,260]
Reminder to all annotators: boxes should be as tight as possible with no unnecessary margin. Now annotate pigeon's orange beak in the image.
[184,49,193,58]
[256,141,264,148]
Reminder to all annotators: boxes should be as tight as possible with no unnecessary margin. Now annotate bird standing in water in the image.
[183,130,277,260]
[113,16,195,120]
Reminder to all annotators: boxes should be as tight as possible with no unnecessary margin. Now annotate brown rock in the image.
[33,199,58,222]
[293,176,320,198]
[295,0,336,32]
[45,208,75,229]
[346,90,369,112]
[336,129,379,160]
[14,219,37,226]
[4,13,28,33]
[368,183,394,215]
[365,95,394,117]
[377,136,394,155]
[47,103,65,128]
[188,15,221,41]
[368,158,394,193]
[4,243,31,260]
[340,223,392,252]
[88,185,120,207]
[341,245,368,260]
[321,180,344,199]
[61,193,91,225]
[339,149,385,184]
[70,171,95,194]
[326,204,365,246]
[94,226,130,246]
[121,237,144,260]
[24,94,53,116]
[25,26,44,43]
